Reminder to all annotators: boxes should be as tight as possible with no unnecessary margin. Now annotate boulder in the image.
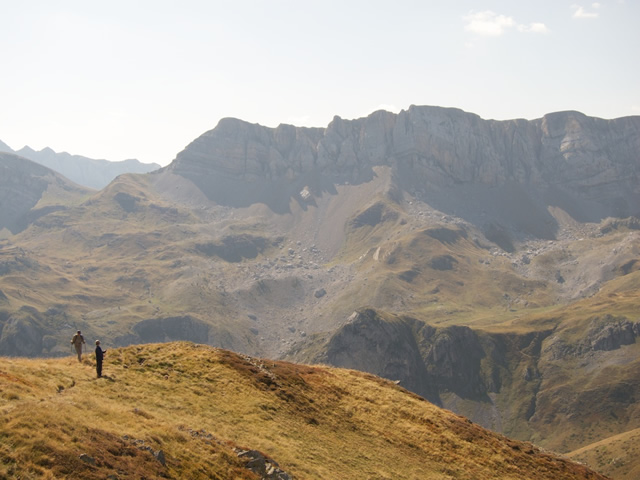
[236,449,292,479]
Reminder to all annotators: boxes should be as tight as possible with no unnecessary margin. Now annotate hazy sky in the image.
[1,1,638,166]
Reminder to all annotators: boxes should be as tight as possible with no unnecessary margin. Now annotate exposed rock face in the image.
[543,315,640,359]
[588,318,637,351]
[321,310,434,400]
[313,309,545,406]
[235,449,293,480]
[170,106,640,234]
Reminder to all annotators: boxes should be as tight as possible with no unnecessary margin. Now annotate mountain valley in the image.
[1,105,639,478]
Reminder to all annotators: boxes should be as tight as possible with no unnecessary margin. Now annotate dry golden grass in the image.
[568,428,640,480]
[1,342,609,479]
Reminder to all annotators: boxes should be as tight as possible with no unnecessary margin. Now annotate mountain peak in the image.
[0,138,13,153]
[16,145,36,155]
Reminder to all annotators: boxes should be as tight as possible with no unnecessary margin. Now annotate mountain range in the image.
[0,141,160,189]
[1,105,639,478]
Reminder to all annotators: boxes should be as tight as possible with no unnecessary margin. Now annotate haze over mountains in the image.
[1,105,639,478]
[0,140,160,189]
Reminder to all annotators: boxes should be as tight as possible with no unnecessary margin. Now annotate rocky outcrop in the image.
[544,315,639,359]
[586,316,637,352]
[235,449,293,480]
[169,107,640,234]
[600,216,640,234]
[310,309,545,405]
[416,324,489,397]
[320,310,434,400]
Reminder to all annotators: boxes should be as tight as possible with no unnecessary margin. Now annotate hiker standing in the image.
[71,330,85,362]
[95,340,106,378]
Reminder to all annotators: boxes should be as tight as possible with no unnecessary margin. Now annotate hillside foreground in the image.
[0,342,608,480]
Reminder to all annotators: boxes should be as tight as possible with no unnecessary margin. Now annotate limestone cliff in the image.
[170,106,640,232]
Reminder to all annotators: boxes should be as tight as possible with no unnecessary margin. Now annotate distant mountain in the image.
[0,151,91,234]
[1,106,640,478]
[0,140,160,189]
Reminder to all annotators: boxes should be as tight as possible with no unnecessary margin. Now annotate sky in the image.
[1,1,638,167]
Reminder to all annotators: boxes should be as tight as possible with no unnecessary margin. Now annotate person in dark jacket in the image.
[95,340,107,378]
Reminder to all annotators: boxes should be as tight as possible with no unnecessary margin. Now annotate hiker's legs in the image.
[75,345,82,362]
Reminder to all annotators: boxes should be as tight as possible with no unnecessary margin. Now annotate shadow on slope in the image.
[172,164,377,214]
[395,169,628,246]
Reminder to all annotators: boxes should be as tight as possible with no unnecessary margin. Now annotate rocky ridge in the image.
[170,106,640,230]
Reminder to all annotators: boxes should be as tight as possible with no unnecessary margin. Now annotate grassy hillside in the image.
[0,342,608,480]
[569,428,640,480]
